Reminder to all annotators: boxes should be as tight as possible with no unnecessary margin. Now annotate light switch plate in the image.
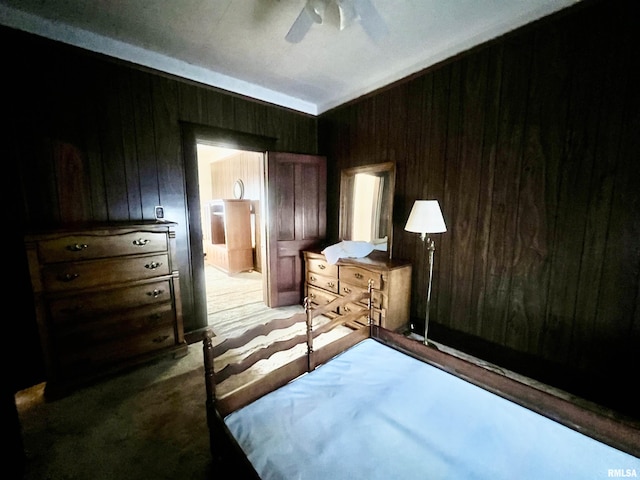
[154,206,165,220]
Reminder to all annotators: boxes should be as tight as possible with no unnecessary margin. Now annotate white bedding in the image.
[225,339,639,479]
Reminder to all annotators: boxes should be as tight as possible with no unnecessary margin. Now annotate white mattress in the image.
[225,338,639,479]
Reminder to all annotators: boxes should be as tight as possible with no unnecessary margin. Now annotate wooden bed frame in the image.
[202,287,640,476]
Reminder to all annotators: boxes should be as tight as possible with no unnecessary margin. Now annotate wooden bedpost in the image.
[201,329,262,477]
[203,329,216,406]
[304,296,314,372]
[202,329,223,462]
[367,279,374,334]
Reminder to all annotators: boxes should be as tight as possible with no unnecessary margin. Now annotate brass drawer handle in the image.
[309,293,316,299]
[327,282,335,288]
[344,306,351,312]
[133,238,150,246]
[66,243,88,252]
[343,287,351,294]
[354,272,364,280]
[318,264,326,269]
[145,261,163,270]
[58,273,79,282]
[147,289,165,298]
[152,335,170,343]
[310,275,317,282]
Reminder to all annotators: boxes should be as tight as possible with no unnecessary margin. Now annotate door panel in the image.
[298,163,323,239]
[265,152,326,307]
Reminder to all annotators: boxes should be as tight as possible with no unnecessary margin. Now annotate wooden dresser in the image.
[205,199,253,274]
[24,221,187,397]
[303,250,412,332]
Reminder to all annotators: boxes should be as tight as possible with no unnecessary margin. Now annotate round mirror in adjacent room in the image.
[233,179,245,199]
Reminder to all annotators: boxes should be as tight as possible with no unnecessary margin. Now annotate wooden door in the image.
[264,152,326,307]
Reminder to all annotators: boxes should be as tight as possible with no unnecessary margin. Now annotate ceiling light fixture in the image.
[285,0,388,44]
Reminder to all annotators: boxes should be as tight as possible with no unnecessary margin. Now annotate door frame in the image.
[181,122,277,333]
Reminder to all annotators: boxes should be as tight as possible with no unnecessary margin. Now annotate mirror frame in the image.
[339,162,396,257]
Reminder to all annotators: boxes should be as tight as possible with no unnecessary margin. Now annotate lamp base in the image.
[406,332,439,349]
[424,339,439,349]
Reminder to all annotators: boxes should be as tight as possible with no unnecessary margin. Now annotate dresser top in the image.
[25,221,177,239]
[304,249,411,270]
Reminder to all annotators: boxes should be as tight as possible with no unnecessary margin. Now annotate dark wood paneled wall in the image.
[320,0,639,417]
[6,27,317,390]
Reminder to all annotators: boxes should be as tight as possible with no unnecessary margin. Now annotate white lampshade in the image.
[405,200,447,234]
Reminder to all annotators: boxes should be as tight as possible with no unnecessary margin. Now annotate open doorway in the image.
[196,143,267,332]
[182,123,326,336]
[195,143,306,338]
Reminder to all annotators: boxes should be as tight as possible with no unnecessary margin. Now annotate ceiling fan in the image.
[285,0,388,44]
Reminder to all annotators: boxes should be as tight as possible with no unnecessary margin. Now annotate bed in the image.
[202,287,640,479]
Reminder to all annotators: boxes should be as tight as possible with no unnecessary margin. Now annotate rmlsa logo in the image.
[608,469,638,478]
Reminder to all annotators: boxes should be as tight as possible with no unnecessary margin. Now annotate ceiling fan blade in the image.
[286,7,315,43]
[286,0,326,43]
[353,0,388,42]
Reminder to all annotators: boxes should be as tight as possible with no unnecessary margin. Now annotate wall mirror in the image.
[339,162,396,257]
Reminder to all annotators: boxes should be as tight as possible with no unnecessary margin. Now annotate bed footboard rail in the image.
[214,329,308,384]
[304,287,371,321]
[203,281,375,402]
[305,279,375,370]
[207,288,371,385]
[212,311,308,359]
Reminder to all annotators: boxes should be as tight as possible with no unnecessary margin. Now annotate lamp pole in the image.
[423,235,435,345]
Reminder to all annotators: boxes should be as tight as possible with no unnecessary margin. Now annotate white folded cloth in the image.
[322,240,375,264]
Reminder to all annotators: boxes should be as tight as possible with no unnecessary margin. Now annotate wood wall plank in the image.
[471,48,501,340]
[130,70,162,220]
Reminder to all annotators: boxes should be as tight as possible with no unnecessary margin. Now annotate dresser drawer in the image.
[339,282,384,310]
[307,271,339,294]
[41,253,170,292]
[57,322,177,375]
[339,265,382,289]
[339,303,384,325]
[48,280,173,322]
[37,230,168,263]
[54,303,175,347]
[306,285,338,312]
[306,257,338,277]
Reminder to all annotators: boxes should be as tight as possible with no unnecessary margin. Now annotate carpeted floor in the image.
[16,343,213,480]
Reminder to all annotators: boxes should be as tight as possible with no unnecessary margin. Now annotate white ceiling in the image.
[0,0,579,115]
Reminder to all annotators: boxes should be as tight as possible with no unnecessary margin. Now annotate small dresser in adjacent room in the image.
[204,199,254,274]
[303,250,412,332]
[24,221,187,398]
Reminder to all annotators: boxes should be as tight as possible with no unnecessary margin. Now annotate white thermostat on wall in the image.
[155,206,165,220]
